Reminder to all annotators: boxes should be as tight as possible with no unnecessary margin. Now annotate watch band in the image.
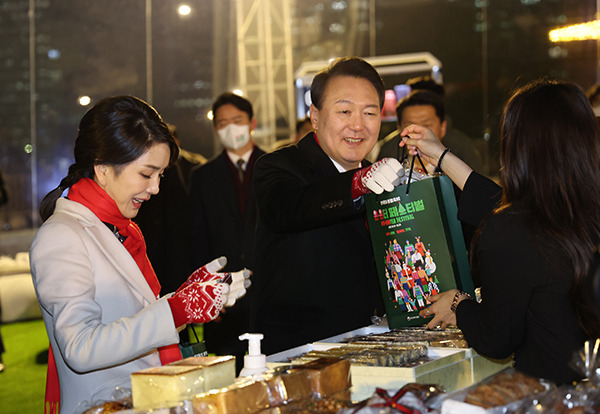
[451,290,472,313]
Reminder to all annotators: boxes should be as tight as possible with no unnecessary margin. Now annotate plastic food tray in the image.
[266,325,512,401]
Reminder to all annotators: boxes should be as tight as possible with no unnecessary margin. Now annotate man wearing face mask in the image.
[189,92,265,370]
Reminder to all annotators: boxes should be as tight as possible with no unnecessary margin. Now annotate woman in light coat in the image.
[31,96,250,414]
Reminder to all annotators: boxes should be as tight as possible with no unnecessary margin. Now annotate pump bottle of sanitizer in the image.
[238,333,269,378]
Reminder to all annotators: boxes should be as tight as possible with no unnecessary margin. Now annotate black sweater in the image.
[456,172,586,384]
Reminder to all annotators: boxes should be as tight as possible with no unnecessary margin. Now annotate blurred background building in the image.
[1,0,599,246]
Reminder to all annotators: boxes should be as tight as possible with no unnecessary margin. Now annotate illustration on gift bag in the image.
[366,174,474,328]
[383,236,441,313]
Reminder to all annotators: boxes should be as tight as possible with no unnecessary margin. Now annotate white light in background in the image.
[47,49,60,60]
[178,4,191,16]
[331,1,346,10]
[207,110,214,121]
[304,90,312,107]
[549,20,600,42]
[78,96,91,106]
[232,89,244,96]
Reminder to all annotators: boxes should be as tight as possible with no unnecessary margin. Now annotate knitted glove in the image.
[168,281,229,326]
[351,158,405,198]
[222,269,252,307]
[176,256,227,293]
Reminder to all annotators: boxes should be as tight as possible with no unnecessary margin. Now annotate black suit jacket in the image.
[190,147,264,271]
[251,133,383,355]
[189,146,264,366]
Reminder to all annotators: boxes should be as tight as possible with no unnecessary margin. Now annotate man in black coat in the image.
[189,92,264,368]
[252,57,406,355]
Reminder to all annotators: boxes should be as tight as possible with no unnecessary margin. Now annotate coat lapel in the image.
[63,199,158,303]
[299,134,371,241]
[88,225,157,302]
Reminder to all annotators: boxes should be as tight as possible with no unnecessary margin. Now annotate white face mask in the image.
[217,123,251,150]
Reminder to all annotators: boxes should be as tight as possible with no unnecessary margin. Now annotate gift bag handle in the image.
[397,140,427,195]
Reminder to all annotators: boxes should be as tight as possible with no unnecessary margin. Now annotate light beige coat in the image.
[30,198,180,414]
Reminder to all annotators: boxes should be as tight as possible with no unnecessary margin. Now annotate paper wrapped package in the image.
[193,378,272,414]
[193,357,351,413]
[131,355,235,410]
[288,357,351,398]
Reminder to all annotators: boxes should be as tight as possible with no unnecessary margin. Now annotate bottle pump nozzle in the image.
[239,333,263,355]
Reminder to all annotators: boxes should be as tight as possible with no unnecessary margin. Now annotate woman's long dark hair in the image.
[498,80,600,337]
[39,96,179,222]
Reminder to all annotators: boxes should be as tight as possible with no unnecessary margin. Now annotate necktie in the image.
[237,159,245,183]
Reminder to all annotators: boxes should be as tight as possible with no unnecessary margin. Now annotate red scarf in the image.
[44,178,181,414]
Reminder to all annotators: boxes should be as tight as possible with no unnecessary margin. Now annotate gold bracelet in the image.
[450,290,472,313]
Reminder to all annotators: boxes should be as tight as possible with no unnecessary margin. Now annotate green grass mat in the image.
[0,321,206,413]
[0,319,48,413]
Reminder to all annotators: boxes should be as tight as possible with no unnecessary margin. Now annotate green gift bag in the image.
[365,174,474,329]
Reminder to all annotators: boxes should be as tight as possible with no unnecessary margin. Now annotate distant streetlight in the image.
[178,4,191,16]
[78,96,91,106]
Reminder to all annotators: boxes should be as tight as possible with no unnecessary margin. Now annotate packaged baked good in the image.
[464,371,546,408]
[193,357,352,413]
[265,366,315,406]
[131,356,235,410]
[288,357,351,398]
[193,377,271,414]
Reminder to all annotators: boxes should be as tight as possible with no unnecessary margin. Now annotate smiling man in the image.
[251,57,405,354]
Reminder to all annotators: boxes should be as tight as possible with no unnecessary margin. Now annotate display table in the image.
[265,325,512,401]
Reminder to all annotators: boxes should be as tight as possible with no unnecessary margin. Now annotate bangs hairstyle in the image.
[310,56,385,110]
[78,96,179,171]
[39,95,178,221]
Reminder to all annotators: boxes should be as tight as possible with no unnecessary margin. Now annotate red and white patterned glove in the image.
[351,158,405,198]
[176,256,227,293]
[168,281,229,326]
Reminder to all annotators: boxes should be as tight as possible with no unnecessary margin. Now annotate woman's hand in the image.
[399,124,447,168]
[400,124,473,190]
[419,289,459,329]
[177,256,227,293]
[169,281,228,325]
[223,269,252,307]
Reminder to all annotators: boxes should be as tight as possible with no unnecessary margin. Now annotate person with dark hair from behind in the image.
[189,92,264,371]
[30,96,250,413]
[252,56,406,355]
[378,76,484,174]
[270,116,313,151]
[401,80,600,385]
